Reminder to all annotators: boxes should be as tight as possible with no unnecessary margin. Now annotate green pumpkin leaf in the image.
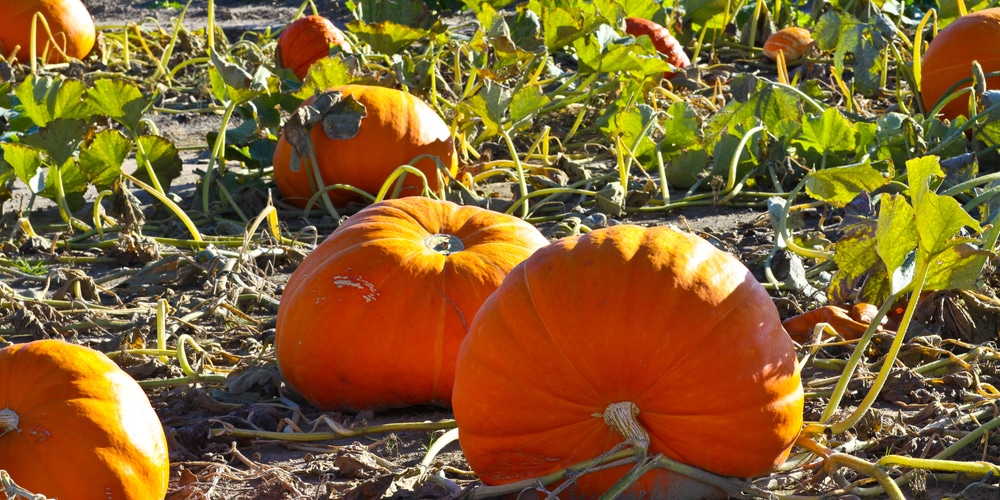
[348,20,431,55]
[134,135,183,192]
[79,129,132,189]
[14,75,93,127]
[804,161,887,206]
[875,193,918,292]
[465,79,513,139]
[527,0,603,50]
[510,85,551,128]
[87,79,153,134]
[20,118,89,167]
[1,143,45,193]
[795,108,856,159]
[574,25,674,75]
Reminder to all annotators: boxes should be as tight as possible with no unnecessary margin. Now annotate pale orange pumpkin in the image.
[0,339,169,499]
[1,0,95,63]
[272,84,458,208]
[762,27,813,62]
[275,196,549,412]
[921,8,1000,120]
[453,225,804,497]
[276,14,352,79]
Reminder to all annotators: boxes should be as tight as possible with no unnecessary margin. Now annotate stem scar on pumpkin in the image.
[0,408,20,437]
[424,234,465,255]
[595,401,650,452]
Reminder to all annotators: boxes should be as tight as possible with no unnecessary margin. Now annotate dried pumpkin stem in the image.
[424,234,464,255]
[0,408,19,437]
[599,401,649,452]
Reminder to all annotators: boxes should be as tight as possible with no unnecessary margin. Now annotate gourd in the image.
[276,14,352,79]
[762,27,814,62]
[624,17,690,79]
[275,196,549,412]
[272,84,458,208]
[1,0,95,63]
[0,339,169,499]
[453,225,804,497]
[921,7,1000,120]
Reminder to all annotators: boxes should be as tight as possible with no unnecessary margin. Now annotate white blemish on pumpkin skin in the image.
[332,276,380,302]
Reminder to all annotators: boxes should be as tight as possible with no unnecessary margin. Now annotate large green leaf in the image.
[804,161,888,206]
[79,129,132,189]
[795,108,856,160]
[20,118,89,167]
[527,0,603,50]
[134,135,183,192]
[14,76,93,127]
[1,143,45,193]
[87,79,153,134]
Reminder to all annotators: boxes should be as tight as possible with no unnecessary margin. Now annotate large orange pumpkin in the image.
[452,225,804,498]
[272,84,458,208]
[0,339,169,499]
[921,8,1000,120]
[276,14,352,79]
[275,196,549,412]
[0,0,95,63]
[762,27,813,62]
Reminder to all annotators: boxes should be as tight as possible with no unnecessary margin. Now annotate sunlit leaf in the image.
[465,79,513,138]
[573,25,674,75]
[348,0,436,29]
[510,85,550,128]
[348,20,432,55]
[705,74,802,151]
[795,108,856,159]
[14,75,93,127]
[920,241,990,291]
[1,143,45,193]
[804,161,888,206]
[79,129,132,189]
[527,0,603,50]
[87,79,153,134]
[875,193,918,290]
[658,101,701,155]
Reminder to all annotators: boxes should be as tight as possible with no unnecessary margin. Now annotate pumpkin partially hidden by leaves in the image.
[762,27,814,62]
[276,15,352,79]
[453,225,804,498]
[0,339,169,499]
[275,197,549,412]
[1,0,95,63]
[272,85,458,208]
[921,8,1000,120]
[624,17,690,79]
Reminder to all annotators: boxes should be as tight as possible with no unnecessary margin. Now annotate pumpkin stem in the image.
[598,401,649,452]
[424,234,465,255]
[0,408,20,438]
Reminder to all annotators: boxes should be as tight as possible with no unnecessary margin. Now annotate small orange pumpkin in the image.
[624,17,690,79]
[1,0,95,63]
[272,84,458,208]
[453,225,804,497]
[762,27,813,62]
[921,8,1000,120]
[276,14,352,79]
[0,339,169,499]
[275,196,549,412]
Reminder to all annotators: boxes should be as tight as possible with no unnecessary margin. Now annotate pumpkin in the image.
[624,17,690,80]
[762,27,813,63]
[1,0,95,63]
[276,14,352,80]
[452,225,804,498]
[272,84,458,208]
[275,196,549,412]
[921,7,1000,120]
[0,339,169,499]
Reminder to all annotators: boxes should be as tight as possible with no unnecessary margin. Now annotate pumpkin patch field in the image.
[3,0,1000,498]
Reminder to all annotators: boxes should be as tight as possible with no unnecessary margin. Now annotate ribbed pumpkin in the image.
[921,8,1000,120]
[762,27,813,62]
[453,225,804,498]
[272,84,458,208]
[0,339,169,499]
[624,17,690,79]
[275,196,549,412]
[276,14,352,79]
[1,0,95,63]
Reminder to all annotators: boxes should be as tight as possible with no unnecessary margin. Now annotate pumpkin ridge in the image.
[519,255,611,403]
